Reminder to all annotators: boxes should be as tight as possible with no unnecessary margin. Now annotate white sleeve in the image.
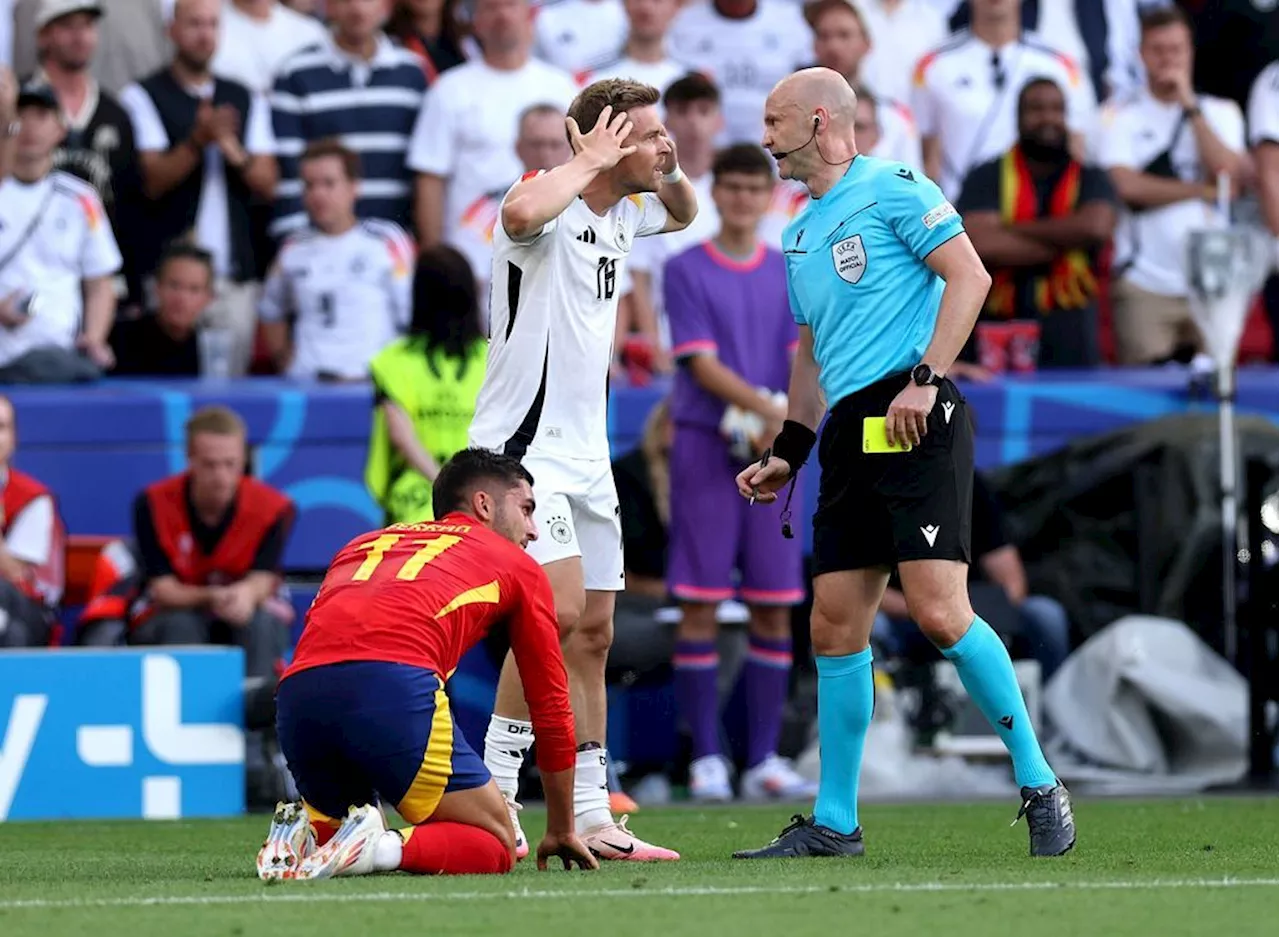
[1096,107,1138,169]
[406,81,457,176]
[244,92,276,155]
[258,257,291,322]
[118,82,171,151]
[500,175,560,242]
[5,495,54,566]
[79,192,124,279]
[627,233,656,273]
[1206,98,1247,154]
[1248,66,1279,146]
[634,193,669,238]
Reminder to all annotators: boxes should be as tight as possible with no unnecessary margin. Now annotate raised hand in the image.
[566,105,637,172]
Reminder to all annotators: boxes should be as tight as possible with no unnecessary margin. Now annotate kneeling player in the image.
[256,449,597,879]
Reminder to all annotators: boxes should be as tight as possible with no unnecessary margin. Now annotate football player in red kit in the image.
[256,449,597,880]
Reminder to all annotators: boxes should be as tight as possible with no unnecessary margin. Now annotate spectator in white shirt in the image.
[120,0,278,377]
[668,0,813,145]
[854,0,948,105]
[805,0,921,169]
[0,82,119,383]
[534,0,628,76]
[1098,6,1247,365]
[1247,61,1278,240]
[0,395,66,648]
[210,0,329,95]
[409,0,577,248]
[259,139,413,380]
[585,0,685,97]
[911,0,1095,200]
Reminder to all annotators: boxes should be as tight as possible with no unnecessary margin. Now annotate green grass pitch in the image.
[0,797,1275,937]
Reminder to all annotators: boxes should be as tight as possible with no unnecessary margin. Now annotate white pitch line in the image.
[0,877,1274,911]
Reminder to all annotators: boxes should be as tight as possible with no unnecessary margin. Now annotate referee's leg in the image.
[894,387,1075,858]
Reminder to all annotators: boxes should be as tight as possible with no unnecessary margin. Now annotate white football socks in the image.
[372,830,404,872]
[574,746,613,833]
[484,715,534,800]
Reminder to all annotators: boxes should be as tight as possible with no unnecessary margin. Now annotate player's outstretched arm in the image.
[501,105,637,240]
[653,136,698,233]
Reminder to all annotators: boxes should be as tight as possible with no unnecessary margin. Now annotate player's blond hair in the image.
[185,406,246,453]
[567,79,661,142]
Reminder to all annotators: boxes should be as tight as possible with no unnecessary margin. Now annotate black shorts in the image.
[811,371,974,575]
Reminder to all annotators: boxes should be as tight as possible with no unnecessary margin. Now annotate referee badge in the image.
[832,234,866,284]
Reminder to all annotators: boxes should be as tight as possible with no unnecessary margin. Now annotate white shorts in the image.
[521,452,624,592]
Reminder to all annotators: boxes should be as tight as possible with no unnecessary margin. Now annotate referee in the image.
[733,69,1075,860]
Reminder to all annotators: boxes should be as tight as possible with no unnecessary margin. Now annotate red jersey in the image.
[285,513,575,773]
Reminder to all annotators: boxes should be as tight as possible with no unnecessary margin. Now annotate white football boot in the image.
[256,801,316,881]
[297,804,386,879]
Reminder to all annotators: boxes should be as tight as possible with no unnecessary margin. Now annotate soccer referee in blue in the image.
[734,69,1075,860]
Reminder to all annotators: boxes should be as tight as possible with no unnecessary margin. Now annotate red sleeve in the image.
[506,557,576,773]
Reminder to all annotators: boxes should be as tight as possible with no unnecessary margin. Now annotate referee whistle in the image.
[749,447,772,506]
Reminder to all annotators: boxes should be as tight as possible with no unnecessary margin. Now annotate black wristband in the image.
[772,420,817,474]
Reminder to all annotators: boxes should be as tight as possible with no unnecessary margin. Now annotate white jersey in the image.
[1248,61,1279,148]
[911,29,1097,199]
[470,183,670,462]
[534,0,629,75]
[1097,88,1245,297]
[0,171,121,368]
[258,219,414,379]
[669,0,813,145]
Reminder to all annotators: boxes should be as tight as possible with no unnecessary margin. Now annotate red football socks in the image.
[398,822,514,875]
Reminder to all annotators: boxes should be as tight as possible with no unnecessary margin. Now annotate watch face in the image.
[913,365,932,386]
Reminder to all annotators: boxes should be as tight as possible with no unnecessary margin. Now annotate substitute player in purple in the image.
[664,144,814,803]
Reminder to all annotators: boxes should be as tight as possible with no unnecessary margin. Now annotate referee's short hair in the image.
[432,448,535,518]
[712,143,775,183]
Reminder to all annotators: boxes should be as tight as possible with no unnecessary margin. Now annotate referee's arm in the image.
[918,235,992,377]
[785,326,825,433]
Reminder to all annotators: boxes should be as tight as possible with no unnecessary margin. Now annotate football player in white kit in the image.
[471,79,697,862]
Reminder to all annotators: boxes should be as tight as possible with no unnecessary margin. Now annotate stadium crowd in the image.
[0,0,1276,804]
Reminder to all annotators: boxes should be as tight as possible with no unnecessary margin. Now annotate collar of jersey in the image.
[813,155,865,204]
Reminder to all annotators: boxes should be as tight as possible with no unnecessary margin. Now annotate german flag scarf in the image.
[985,147,1097,318]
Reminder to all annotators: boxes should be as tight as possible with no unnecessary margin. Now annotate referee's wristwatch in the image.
[911,363,943,388]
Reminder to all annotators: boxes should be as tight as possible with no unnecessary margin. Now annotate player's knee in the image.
[570,614,613,661]
[809,594,863,657]
[554,599,586,641]
[907,595,971,646]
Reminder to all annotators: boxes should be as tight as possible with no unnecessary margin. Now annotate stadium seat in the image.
[62,535,114,609]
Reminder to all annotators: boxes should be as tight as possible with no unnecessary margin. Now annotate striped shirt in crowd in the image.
[270,32,427,236]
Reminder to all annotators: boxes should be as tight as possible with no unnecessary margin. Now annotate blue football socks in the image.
[941,616,1056,789]
[812,649,875,835]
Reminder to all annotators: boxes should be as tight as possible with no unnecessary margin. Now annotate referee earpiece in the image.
[812,115,820,129]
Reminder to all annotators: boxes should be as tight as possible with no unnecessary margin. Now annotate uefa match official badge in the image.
[833,235,866,284]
